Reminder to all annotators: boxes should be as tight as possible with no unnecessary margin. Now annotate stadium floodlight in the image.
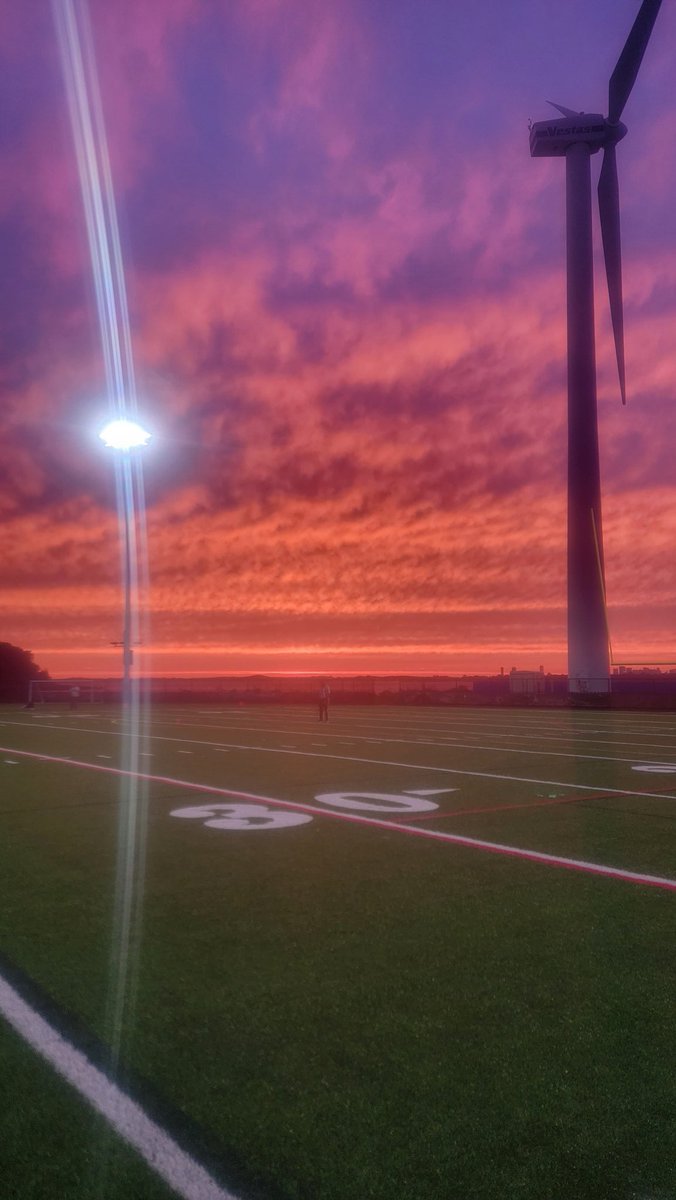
[529,0,662,698]
[99,418,151,451]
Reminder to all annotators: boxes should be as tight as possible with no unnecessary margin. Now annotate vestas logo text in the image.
[545,124,604,136]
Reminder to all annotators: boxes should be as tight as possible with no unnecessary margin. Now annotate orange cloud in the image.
[1,0,674,680]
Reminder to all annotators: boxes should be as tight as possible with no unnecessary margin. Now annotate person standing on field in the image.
[318,682,330,722]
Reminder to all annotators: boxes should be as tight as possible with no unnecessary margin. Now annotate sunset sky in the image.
[1,0,675,679]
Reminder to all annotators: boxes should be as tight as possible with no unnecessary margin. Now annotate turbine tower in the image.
[530,0,662,698]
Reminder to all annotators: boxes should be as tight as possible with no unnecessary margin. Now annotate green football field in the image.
[1,701,676,1200]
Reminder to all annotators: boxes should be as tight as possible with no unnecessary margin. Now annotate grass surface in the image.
[1,702,676,1198]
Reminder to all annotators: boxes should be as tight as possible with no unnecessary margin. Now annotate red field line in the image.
[405,796,584,821]
[2,744,676,893]
[404,781,676,822]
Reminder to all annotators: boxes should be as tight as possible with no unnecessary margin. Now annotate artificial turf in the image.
[1,702,676,1198]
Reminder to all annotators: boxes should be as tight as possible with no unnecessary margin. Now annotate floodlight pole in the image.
[121,452,134,709]
[99,419,150,707]
[566,144,610,695]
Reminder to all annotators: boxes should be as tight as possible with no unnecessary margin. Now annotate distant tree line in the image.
[0,642,50,702]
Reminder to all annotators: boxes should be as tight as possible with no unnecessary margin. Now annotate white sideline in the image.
[0,976,238,1200]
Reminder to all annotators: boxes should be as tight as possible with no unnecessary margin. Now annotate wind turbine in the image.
[529,0,662,698]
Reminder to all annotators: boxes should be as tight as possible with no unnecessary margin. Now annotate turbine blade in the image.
[608,0,663,123]
[547,100,580,118]
[598,144,626,405]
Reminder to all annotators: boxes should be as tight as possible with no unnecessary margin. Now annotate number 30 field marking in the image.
[169,789,454,832]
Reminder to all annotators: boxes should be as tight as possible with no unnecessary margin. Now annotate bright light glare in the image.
[99,419,151,450]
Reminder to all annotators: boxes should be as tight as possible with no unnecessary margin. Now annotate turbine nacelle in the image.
[529,114,626,158]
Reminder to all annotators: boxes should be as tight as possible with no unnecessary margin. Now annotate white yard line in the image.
[0,975,238,1200]
[1,745,676,892]
[2,724,676,803]
[393,736,676,769]
[133,719,676,771]
[165,705,676,740]
[32,711,676,771]
[174,740,676,802]
[16,704,676,747]
[92,713,676,769]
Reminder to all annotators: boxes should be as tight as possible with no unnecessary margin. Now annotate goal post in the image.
[26,680,103,707]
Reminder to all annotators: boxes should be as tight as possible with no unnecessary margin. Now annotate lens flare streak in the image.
[53,0,151,1073]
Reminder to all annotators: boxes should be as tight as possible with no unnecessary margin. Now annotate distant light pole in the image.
[99,418,151,704]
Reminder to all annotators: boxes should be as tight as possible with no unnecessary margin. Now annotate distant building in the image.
[509,667,545,696]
